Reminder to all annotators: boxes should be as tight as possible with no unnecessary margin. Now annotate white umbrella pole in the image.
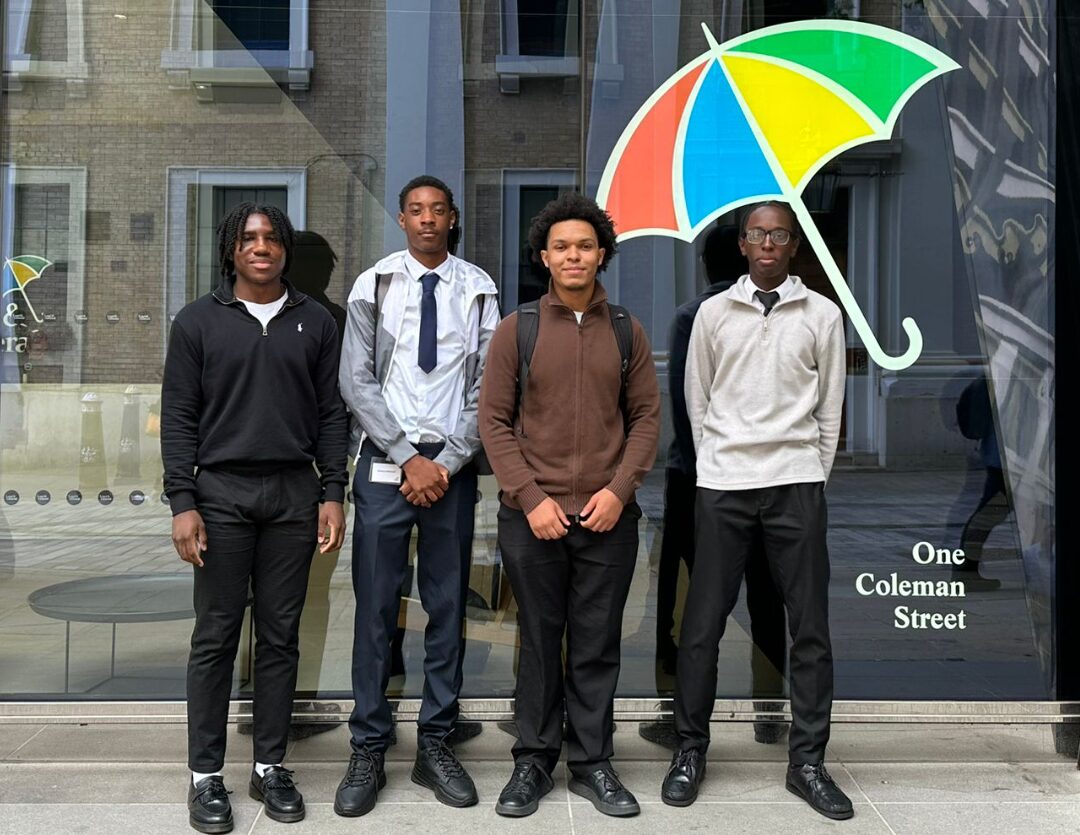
[788,195,922,371]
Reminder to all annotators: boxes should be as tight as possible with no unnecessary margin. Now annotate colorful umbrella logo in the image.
[596,21,960,370]
[3,254,51,323]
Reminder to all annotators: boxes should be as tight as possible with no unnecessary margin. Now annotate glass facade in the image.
[0,2,1058,708]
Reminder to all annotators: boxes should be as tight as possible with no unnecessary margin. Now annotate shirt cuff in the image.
[167,490,197,516]
[321,483,346,504]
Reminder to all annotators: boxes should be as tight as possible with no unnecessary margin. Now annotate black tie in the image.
[418,272,438,373]
[755,290,780,316]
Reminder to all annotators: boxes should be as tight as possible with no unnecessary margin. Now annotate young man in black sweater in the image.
[162,203,348,834]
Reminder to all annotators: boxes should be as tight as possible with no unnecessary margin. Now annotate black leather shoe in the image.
[334,749,386,817]
[661,748,706,807]
[495,762,554,817]
[412,741,478,807]
[568,767,640,817]
[188,775,233,834]
[785,762,854,820]
[445,720,484,747]
[248,766,304,823]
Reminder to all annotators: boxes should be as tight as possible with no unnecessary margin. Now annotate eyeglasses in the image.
[743,227,793,246]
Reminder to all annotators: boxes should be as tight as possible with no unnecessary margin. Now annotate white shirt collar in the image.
[403,250,453,283]
[740,273,794,304]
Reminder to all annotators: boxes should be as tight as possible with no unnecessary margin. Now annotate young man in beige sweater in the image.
[479,193,660,819]
[661,202,852,820]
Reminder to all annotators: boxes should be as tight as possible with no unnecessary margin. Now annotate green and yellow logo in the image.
[3,254,50,325]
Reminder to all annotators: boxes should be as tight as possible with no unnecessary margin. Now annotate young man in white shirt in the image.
[661,202,852,820]
[335,176,500,816]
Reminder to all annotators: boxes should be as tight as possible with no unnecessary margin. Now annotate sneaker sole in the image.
[567,778,640,817]
[411,765,478,808]
[785,782,855,820]
[248,785,305,823]
[495,782,553,817]
[333,771,386,817]
[188,815,234,834]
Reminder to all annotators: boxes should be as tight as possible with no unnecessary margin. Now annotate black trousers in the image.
[187,466,320,772]
[675,483,833,765]
[349,441,477,752]
[499,502,640,775]
[657,468,786,695]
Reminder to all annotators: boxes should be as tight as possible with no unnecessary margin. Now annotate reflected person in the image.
[335,175,500,816]
[163,203,348,833]
[662,202,852,820]
[479,193,660,818]
[650,223,788,744]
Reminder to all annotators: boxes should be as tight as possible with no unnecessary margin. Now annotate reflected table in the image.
[28,573,250,693]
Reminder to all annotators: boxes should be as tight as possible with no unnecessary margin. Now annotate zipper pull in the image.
[262,325,268,337]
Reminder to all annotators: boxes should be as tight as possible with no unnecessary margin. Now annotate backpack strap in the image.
[608,304,634,432]
[514,301,541,434]
[373,273,391,358]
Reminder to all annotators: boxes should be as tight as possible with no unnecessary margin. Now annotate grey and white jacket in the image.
[338,250,500,476]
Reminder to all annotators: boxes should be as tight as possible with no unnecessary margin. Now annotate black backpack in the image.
[514,300,634,436]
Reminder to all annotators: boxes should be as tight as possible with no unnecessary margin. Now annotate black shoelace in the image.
[429,742,465,779]
[342,751,379,787]
[596,768,622,794]
[506,762,535,791]
[195,778,229,802]
[805,763,833,783]
[672,749,699,772]
[261,767,296,790]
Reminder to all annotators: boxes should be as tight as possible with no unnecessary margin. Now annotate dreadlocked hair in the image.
[216,202,296,282]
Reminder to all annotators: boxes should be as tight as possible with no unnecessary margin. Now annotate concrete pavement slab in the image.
[843,761,1080,803]
[250,800,572,833]
[829,724,1061,764]
[0,802,263,835]
[0,723,45,759]
[873,801,1080,835]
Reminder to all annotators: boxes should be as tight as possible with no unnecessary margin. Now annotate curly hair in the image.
[398,174,461,254]
[217,202,296,282]
[527,192,618,273]
[738,201,801,240]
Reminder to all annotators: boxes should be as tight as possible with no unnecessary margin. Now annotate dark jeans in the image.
[348,441,477,752]
[657,467,786,695]
[499,502,640,776]
[675,483,833,765]
[187,466,320,772]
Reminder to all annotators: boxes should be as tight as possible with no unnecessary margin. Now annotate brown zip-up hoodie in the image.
[479,283,661,515]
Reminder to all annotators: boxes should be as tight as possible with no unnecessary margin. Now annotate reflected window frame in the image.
[160,0,314,94]
[2,0,89,95]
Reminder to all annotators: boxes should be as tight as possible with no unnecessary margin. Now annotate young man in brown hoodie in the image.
[479,193,660,819]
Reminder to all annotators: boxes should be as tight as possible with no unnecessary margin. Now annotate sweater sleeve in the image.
[604,318,661,504]
[684,307,716,456]
[814,309,847,481]
[313,316,349,503]
[160,318,202,516]
[478,313,549,514]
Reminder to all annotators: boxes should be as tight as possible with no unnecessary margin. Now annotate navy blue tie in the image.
[418,272,439,373]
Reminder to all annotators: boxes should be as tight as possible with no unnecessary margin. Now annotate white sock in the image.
[192,770,222,787]
[254,762,282,777]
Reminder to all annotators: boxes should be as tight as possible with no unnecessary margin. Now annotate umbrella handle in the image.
[789,198,922,371]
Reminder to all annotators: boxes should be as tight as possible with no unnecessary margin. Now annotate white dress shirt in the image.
[738,274,795,313]
[382,251,470,444]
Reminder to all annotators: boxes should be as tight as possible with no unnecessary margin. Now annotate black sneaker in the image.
[412,741,478,807]
[661,748,706,807]
[568,767,640,817]
[248,766,304,823]
[188,775,233,834]
[785,762,854,820]
[495,761,554,818]
[334,749,385,817]
[445,720,484,747]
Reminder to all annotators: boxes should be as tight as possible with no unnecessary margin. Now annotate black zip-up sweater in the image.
[161,277,349,516]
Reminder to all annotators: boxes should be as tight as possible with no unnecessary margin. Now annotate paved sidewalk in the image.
[1,720,1077,834]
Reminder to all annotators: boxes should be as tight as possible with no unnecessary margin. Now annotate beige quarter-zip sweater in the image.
[685,275,846,491]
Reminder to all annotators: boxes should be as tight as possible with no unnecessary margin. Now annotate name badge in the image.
[369,459,403,485]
